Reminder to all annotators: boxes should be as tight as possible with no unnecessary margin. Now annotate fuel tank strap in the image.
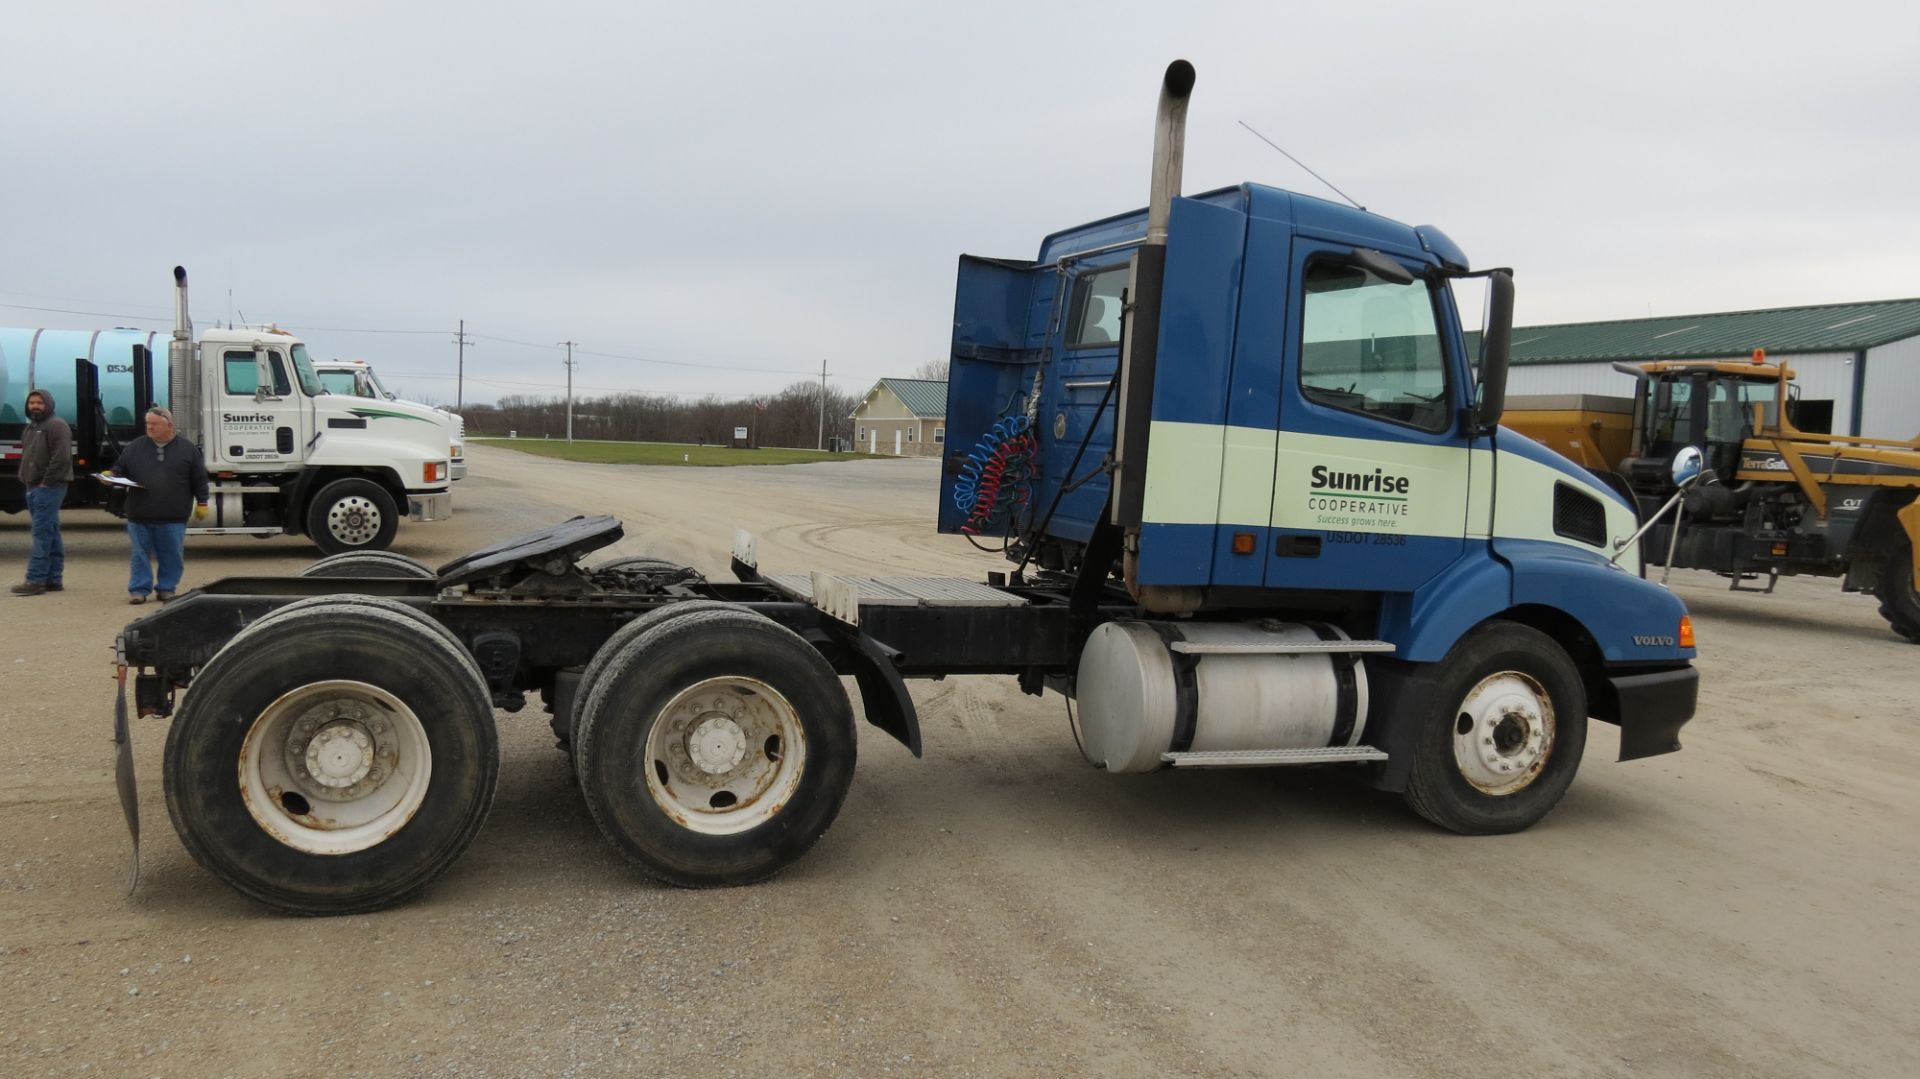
[1147,623,1200,753]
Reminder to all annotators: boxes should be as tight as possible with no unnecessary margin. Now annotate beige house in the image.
[851,378,946,457]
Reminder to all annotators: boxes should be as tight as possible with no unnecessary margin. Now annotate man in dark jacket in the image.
[112,406,210,604]
[11,388,72,596]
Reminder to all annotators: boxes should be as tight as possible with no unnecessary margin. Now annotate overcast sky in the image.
[3,1,1914,407]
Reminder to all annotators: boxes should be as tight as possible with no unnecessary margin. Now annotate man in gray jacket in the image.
[11,388,72,596]
[113,407,210,604]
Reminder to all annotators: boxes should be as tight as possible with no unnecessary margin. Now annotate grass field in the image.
[470,438,884,467]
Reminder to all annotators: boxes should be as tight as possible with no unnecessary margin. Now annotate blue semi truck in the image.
[113,61,1698,914]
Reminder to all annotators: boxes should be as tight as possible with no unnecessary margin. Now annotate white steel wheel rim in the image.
[1451,670,1555,795]
[327,495,383,546]
[238,679,433,855]
[642,676,807,836]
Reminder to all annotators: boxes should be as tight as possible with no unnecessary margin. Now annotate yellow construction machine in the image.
[1508,350,1920,641]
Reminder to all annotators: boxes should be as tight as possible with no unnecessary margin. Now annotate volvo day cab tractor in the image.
[110,62,1699,916]
[1507,354,1920,641]
[313,358,466,480]
[0,269,454,553]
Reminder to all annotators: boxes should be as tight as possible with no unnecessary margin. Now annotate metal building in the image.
[1499,298,1920,437]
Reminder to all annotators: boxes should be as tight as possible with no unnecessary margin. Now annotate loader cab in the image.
[1633,367,1786,489]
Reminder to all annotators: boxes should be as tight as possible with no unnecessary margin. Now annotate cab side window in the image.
[1299,259,1450,432]
[1065,266,1128,348]
[223,350,292,396]
[223,352,259,395]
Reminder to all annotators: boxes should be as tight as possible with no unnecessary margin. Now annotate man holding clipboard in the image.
[108,407,209,604]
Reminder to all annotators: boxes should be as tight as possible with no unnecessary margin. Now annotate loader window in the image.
[1065,266,1128,348]
[1646,378,1697,456]
[1299,259,1450,432]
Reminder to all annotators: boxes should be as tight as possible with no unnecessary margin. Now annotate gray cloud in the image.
[4,1,1915,405]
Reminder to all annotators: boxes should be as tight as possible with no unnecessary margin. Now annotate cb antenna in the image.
[1237,120,1364,211]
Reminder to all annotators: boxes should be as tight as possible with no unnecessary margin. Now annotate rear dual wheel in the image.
[300,550,435,580]
[163,598,496,914]
[576,609,856,887]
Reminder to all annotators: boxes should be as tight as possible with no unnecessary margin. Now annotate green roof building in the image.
[1499,298,1920,437]
[851,378,947,456]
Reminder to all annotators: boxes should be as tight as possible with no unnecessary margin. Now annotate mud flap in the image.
[112,664,140,894]
[844,632,922,758]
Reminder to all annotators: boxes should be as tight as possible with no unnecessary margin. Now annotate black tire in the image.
[576,608,856,887]
[1402,621,1588,835]
[162,603,498,914]
[1875,536,1920,643]
[306,477,400,555]
[234,594,483,684]
[300,550,435,580]
[594,555,691,573]
[563,598,751,765]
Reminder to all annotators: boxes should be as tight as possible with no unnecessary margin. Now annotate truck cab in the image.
[188,328,455,550]
[944,183,1686,664]
[313,358,466,480]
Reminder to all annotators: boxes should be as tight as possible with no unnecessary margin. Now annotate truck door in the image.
[214,346,311,467]
[1267,244,1470,591]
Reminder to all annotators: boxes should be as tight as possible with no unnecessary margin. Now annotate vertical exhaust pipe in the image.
[1145,60,1196,248]
[168,266,199,444]
[1113,60,1203,613]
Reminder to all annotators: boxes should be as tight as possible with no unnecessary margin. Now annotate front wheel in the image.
[1875,536,1920,643]
[1402,621,1588,835]
[306,478,400,555]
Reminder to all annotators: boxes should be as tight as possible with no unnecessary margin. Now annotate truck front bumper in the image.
[1605,664,1698,761]
[408,491,453,522]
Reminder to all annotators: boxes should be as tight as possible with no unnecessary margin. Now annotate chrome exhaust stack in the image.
[168,266,199,444]
[1145,60,1196,248]
[1114,60,1203,613]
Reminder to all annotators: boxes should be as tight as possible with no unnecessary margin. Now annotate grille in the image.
[1554,482,1607,547]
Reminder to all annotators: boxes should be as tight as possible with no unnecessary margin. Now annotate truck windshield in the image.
[287,344,327,397]
[363,368,397,400]
[316,371,358,396]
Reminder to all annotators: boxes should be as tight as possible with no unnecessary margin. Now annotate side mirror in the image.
[1670,444,1708,487]
[1473,270,1514,432]
[253,345,276,402]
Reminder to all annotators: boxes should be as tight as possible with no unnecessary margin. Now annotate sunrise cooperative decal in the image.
[1139,420,1631,552]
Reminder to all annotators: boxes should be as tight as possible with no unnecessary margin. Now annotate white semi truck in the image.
[1,268,454,553]
[313,358,466,480]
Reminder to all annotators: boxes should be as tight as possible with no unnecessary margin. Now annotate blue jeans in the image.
[25,483,66,585]
[128,520,188,597]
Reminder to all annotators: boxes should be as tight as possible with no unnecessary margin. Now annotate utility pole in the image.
[560,341,578,442]
[453,320,472,411]
[817,359,828,450]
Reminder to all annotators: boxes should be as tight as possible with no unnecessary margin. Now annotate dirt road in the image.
[2,445,1915,1077]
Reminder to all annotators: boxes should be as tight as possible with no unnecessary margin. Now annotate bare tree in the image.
[912,359,950,381]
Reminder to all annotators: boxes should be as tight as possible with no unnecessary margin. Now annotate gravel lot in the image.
[2,444,1915,1077]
